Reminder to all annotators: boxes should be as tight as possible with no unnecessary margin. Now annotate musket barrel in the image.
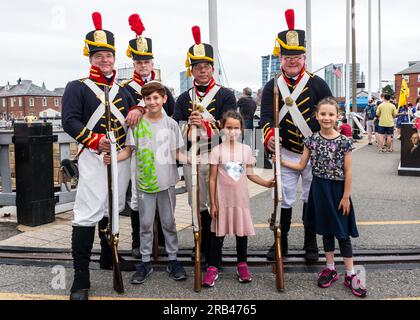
[191,91,202,292]
[104,85,124,294]
[271,74,285,292]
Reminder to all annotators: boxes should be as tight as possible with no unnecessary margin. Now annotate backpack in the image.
[366,105,376,120]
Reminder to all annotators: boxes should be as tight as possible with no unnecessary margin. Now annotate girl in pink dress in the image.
[202,110,274,287]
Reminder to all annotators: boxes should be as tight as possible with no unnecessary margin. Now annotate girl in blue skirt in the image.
[281,97,367,298]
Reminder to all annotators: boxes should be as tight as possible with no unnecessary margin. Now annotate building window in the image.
[2,98,5,108]
[42,97,47,107]
[403,75,409,83]
[18,97,23,107]
[10,98,14,107]
[418,75,420,83]
[29,98,34,107]
[54,98,59,107]
[418,88,420,97]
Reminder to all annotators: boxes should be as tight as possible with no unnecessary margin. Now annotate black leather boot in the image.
[266,208,292,261]
[200,209,211,258]
[302,202,319,263]
[99,217,136,271]
[70,226,95,300]
[130,209,141,259]
[280,208,292,256]
[98,217,113,269]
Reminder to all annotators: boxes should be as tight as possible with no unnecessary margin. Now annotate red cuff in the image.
[263,128,274,151]
[86,133,104,150]
[128,105,146,114]
[201,120,214,138]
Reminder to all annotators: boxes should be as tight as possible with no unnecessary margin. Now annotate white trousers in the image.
[73,149,131,227]
[280,148,313,209]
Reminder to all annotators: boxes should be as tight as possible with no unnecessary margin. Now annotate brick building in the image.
[395,61,420,106]
[0,79,64,120]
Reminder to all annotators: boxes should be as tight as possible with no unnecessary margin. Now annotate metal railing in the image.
[1,125,267,213]
[0,129,76,208]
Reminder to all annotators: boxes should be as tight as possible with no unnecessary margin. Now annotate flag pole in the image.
[345,0,351,121]
[306,0,312,71]
[351,0,357,115]
[209,0,221,84]
[378,0,383,93]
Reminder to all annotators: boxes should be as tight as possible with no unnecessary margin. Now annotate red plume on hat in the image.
[92,12,102,30]
[129,14,145,36]
[285,9,295,30]
[192,26,201,45]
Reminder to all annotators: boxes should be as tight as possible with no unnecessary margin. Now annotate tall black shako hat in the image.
[126,14,153,60]
[83,12,115,57]
[273,9,306,57]
[185,26,214,77]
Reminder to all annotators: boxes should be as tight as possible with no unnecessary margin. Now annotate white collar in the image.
[143,74,153,83]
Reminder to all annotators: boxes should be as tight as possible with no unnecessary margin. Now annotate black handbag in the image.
[60,158,79,178]
[60,146,85,179]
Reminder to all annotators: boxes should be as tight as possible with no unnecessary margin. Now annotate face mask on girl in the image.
[222,128,242,141]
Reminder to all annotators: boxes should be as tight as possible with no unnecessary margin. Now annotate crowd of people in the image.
[363,95,420,153]
[61,10,367,300]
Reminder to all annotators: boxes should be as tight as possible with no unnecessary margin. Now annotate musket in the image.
[191,89,202,292]
[104,85,124,294]
[269,73,285,291]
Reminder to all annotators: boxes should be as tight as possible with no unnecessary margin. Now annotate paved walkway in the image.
[0,137,369,251]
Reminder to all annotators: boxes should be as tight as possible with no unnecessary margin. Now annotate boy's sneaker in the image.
[317,267,339,288]
[167,260,187,281]
[237,262,252,283]
[202,266,218,287]
[131,262,153,284]
[344,274,368,298]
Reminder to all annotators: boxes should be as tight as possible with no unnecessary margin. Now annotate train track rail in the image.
[1,246,419,269]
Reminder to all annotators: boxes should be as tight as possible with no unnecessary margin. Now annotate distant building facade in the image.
[344,63,361,96]
[395,61,420,105]
[0,79,63,120]
[116,65,161,83]
[180,71,193,94]
[325,63,344,97]
[261,55,280,87]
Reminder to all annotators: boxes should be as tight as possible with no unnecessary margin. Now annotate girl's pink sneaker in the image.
[202,266,218,287]
[237,262,252,283]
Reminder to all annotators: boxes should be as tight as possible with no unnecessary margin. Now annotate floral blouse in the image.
[303,132,353,181]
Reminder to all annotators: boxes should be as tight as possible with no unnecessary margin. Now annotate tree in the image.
[382,85,395,97]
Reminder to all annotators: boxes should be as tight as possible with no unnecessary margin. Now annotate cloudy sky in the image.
[1,0,419,95]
